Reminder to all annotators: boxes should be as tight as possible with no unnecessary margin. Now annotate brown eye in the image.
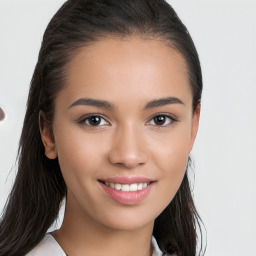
[78,115,109,127]
[148,114,177,127]
[88,116,102,126]
[154,115,166,126]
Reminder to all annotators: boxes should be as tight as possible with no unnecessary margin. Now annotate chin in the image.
[95,207,156,232]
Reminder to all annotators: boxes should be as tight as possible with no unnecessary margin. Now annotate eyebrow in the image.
[69,98,115,109]
[144,97,184,109]
[69,96,184,110]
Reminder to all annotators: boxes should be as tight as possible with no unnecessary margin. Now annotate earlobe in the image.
[39,111,57,159]
[189,104,201,152]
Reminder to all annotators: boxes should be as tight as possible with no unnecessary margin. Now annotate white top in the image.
[26,234,164,256]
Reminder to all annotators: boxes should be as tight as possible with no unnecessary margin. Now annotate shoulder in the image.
[26,234,162,256]
[152,236,164,256]
[26,234,66,256]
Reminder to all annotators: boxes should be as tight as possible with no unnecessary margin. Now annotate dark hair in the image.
[0,1,204,255]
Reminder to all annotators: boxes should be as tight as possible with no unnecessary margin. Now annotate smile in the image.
[98,177,155,205]
[101,181,150,192]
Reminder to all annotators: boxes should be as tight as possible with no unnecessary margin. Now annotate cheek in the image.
[150,127,191,203]
[151,125,191,173]
[53,122,109,185]
[155,142,188,190]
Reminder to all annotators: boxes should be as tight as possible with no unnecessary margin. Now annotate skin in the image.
[40,37,200,256]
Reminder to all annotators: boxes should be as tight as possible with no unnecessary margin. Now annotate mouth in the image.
[98,177,156,204]
[98,180,153,192]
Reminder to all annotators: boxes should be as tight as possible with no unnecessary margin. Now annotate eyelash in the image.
[77,113,178,129]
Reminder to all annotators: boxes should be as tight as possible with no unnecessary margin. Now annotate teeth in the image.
[129,183,138,191]
[105,182,150,191]
[114,183,122,190]
[121,184,130,192]
[142,183,147,188]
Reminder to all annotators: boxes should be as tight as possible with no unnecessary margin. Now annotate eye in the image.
[147,114,177,127]
[78,115,109,127]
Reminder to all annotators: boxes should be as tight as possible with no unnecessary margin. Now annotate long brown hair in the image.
[0,1,205,255]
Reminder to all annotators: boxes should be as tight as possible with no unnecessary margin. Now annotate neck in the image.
[53,194,154,256]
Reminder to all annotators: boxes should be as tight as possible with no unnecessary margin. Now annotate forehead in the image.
[59,37,192,109]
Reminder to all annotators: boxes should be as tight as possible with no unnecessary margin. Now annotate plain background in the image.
[0,1,255,255]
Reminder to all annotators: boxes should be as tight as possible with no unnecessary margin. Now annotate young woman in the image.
[0,0,204,255]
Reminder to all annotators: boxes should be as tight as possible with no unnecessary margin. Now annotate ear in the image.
[189,104,201,153]
[39,111,57,159]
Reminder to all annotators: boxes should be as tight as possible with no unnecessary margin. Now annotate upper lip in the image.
[99,176,154,184]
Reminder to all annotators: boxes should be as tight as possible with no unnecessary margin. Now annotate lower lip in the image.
[99,182,154,205]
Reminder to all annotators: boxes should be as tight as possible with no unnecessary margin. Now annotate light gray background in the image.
[0,1,255,255]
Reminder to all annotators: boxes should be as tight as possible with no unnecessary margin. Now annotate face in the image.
[41,37,200,232]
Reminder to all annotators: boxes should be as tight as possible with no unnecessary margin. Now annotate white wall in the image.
[0,1,255,255]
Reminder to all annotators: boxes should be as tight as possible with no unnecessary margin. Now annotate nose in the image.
[108,125,148,169]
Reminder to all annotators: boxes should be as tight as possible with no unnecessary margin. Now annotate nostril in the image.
[0,107,6,121]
